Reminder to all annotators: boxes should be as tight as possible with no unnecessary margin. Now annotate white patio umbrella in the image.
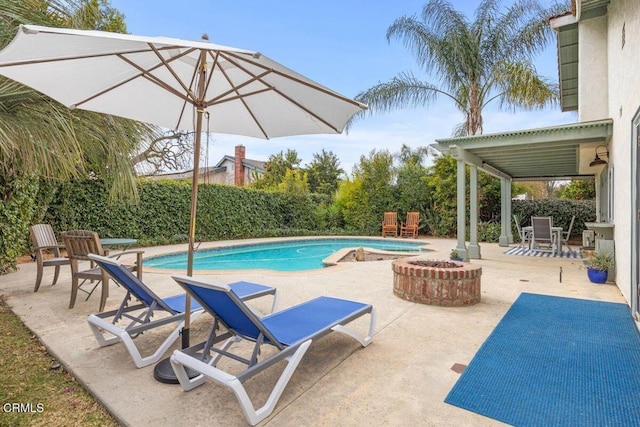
[0,24,366,377]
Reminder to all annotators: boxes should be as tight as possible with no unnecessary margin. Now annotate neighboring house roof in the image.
[214,155,266,172]
[143,155,265,179]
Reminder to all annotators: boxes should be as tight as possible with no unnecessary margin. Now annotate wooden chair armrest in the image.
[107,249,145,259]
[33,244,65,251]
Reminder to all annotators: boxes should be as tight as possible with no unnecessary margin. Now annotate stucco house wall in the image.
[578,14,608,122]
[605,0,640,304]
[578,0,640,304]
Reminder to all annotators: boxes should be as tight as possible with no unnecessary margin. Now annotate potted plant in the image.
[450,249,463,261]
[586,252,614,284]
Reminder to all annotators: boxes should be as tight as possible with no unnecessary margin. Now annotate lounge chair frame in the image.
[87,255,277,368]
[169,274,375,426]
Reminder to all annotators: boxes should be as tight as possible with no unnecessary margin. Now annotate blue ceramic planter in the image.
[587,267,608,284]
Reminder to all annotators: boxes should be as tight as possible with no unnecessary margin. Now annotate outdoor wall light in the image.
[589,145,609,167]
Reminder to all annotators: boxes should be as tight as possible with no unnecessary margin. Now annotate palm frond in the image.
[492,60,559,110]
[0,0,157,202]
[353,72,460,118]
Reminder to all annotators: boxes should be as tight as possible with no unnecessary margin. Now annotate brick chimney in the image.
[234,145,246,186]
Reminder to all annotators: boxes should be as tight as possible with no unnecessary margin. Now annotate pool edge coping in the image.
[141,236,431,276]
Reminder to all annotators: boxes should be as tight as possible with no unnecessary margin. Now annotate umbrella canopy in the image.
[0,24,366,355]
[0,25,364,137]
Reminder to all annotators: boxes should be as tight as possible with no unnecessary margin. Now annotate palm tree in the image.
[0,0,157,200]
[354,0,567,136]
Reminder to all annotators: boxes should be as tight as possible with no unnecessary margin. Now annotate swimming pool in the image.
[145,238,428,272]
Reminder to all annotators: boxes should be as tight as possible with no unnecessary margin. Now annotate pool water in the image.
[146,238,427,272]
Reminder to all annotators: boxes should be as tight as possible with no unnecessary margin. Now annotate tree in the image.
[0,0,157,201]
[352,0,565,136]
[278,169,309,196]
[132,130,195,175]
[558,179,596,200]
[306,149,344,196]
[250,149,301,189]
[0,0,153,272]
[336,150,395,233]
[394,144,430,216]
[395,143,433,165]
[62,0,127,32]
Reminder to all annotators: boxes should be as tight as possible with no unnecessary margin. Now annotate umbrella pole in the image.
[154,55,206,383]
[182,51,208,349]
[182,110,202,349]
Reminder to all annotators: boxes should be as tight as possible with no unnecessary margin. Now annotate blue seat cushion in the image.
[162,294,203,313]
[262,296,369,346]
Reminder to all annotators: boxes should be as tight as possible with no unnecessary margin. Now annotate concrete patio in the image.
[0,237,626,426]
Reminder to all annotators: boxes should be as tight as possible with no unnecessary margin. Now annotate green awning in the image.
[432,119,613,181]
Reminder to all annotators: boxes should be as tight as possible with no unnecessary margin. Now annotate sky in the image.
[109,0,573,175]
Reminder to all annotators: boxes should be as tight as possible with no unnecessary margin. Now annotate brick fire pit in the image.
[392,258,481,306]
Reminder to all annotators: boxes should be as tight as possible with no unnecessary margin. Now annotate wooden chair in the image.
[512,215,531,250]
[381,212,398,237]
[29,224,70,292]
[400,212,420,238]
[61,230,143,312]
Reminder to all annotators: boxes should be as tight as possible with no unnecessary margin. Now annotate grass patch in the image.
[0,295,117,426]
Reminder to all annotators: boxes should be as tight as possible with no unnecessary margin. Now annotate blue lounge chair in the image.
[86,254,278,368]
[169,274,375,426]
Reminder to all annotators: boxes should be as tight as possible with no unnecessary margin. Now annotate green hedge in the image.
[0,176,39,273]
[512,199,595,239]
[1,177,597,274]
[42,178,334,246]
[41,180,596,245]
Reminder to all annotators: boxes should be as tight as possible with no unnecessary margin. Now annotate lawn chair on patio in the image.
[513,215,531,250]
[562,215,576,252]
[61,230,143,311]
[86,254,278,368]
[400,211,420,238]
[169,274,375,426]
[29,224,70,292]
[382,212,398,237]
[530,216,558,255]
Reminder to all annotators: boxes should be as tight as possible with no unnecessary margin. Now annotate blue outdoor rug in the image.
[445,293,640,426]
[504,246,582,258]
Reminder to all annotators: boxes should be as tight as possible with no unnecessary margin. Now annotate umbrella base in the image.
[153,354,201,384]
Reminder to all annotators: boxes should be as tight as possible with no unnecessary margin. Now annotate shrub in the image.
[0,176,39,273]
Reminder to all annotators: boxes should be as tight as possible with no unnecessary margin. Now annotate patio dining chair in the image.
[562,215,576,252]
[512,215,531,250]
[530,216,558,255]
[29,224,70,292]
[61,230,144,312]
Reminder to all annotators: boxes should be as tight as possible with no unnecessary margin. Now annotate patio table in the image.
[522,226,563,256]
[99,238,137,249]
[99,238,142,279]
